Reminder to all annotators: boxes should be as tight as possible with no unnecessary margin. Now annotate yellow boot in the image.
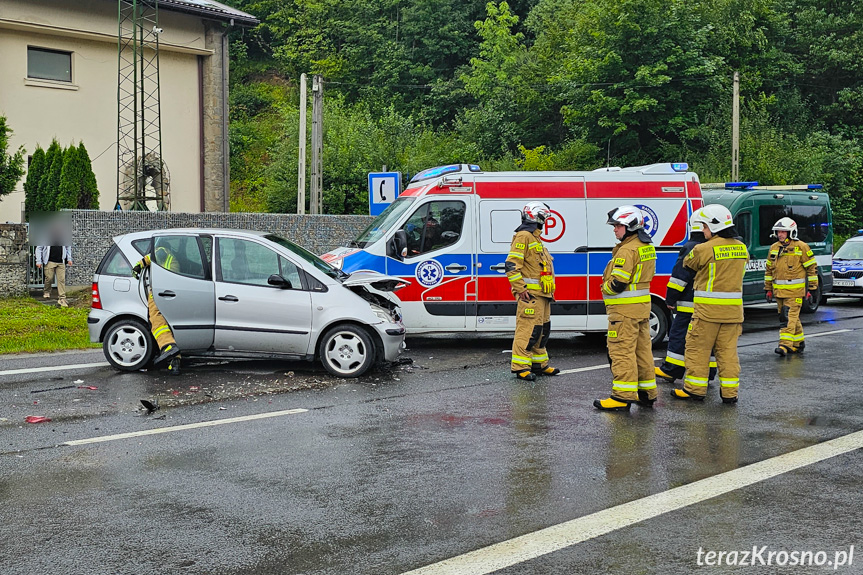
[670,388,705,401]
[655,366,676,383]
[593,397,631,411]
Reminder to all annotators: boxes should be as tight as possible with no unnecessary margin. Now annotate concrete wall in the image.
[0,224,28,296]
[66,210,374,286]
[0,0,225,222]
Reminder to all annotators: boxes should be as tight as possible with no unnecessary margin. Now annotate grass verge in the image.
[0,295,100,354]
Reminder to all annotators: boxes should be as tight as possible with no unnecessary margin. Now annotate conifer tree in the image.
[56,144,80,210]
[37,140,62,212]
[77,142,99,209]
[23,145,45,217]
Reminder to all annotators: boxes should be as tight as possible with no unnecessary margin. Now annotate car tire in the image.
[319,324,375,378]
[103,318,154,371]
[650,301,670,347]
[801,279,822,314]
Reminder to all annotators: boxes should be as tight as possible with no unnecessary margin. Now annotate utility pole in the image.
[310,74,323,214]
[732,71,740,182]
[297,73,307,214]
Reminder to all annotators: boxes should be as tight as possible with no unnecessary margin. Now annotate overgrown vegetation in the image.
[25,140,99,216]
[0,116,25,200]
[0,298,97,354]
[226,0,863,234]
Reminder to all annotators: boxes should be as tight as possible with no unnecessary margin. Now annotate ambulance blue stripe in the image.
[586,252,677,275]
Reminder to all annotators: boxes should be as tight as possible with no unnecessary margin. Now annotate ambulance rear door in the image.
[474,175,588,330]
[385,194,475,331]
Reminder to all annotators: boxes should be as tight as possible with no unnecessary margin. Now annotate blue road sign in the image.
[368,172,400,216]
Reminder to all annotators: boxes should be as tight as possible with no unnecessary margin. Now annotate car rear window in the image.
[97,245,133,277]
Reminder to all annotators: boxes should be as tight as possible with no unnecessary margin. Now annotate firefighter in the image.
[132,244,182,374]
[671,204,748,403]
[506,202,560,381]
[656,213,717,383]
[764,217,818,356]
[594,206,657,411]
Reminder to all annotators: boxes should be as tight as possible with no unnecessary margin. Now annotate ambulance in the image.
[323,163,706,344]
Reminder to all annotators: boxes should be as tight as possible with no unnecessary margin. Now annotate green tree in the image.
[56,144,81,210]
[0,116,25,200]
[37,140,62,212]
[77,143,100,209]
[24,145,46,217]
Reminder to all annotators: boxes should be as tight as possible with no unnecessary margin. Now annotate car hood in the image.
[342,271,410,292]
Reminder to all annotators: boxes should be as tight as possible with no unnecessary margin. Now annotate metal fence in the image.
[27,245,56,290]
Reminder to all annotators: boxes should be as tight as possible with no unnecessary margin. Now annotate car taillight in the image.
[91,282,102,309]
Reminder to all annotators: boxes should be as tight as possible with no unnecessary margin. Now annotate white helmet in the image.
[606,205,644,231]
[522,201,551,225]
[688,212,704,233]
[771,217,798,240]
[691,204,734,233]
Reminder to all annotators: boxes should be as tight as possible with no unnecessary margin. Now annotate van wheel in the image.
[103,318,154,371]
[650,301,670,346]
[801,280,822,314]
[319,324,375,378]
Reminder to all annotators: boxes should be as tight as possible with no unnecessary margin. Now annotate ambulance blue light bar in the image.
[724,181,759,189]
[671,163,689,172]
[410,164,460,183]
[808,184,823,189]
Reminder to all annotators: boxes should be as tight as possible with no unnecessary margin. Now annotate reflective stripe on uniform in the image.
[764,275,773,281]
[667,277,686,292]
[638,379,657,390]
[152,325,171,338]
[774,279,806,287]
[694,290,743,306]
[719,377,739,388]
[612,268,632,280]
[511,355,531,365]
[803,259,817,268]
[508,273,523,282]
[709,356,717,368]
[612,381,638,391]
[603,288,650,305]
[524,278,540,287]
[532,354,548,362]
[632,263,643,284]
[665,351,685,366]
[685,375,709,388]
[508,252,524,259]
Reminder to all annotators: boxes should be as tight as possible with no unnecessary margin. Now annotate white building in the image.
[0,0,257,222]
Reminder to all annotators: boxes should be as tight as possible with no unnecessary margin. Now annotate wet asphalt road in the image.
[2,300,863,575]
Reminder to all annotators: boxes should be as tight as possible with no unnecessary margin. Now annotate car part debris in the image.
[140,399,159,414]
[31,385,76,394]
[25,416,52,424]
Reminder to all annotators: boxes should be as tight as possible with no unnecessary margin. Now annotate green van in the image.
[701,184,833,313]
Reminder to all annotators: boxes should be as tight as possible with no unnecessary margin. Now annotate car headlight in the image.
[370,304,393,323]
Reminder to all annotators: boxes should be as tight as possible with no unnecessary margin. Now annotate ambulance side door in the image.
[386,196,474,330]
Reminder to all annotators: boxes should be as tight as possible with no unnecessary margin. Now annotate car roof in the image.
[115,228,271,242]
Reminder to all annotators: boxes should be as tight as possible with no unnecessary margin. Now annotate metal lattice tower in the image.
[116,0,169,211]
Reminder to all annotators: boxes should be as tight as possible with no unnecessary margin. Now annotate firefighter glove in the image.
[132,262,143,279]
[806,291,813,303]
[540,275,555,294]
[765,290,773,303]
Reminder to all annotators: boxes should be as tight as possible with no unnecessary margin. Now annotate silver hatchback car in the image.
[88,229,408,377]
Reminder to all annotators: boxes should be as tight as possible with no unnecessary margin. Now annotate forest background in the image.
[225,0,862,238]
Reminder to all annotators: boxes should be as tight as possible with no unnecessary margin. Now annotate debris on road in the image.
[25,416,52,424]
[73,379,84,384]
[77,386,98,390]
[140,399,159,415]
[31,385,76,394]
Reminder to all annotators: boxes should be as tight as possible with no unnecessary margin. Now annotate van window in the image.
[736,212,751,248]
[758,205,828,245]
[403,200,466,257]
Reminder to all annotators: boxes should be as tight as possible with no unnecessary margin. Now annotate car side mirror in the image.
[388,230,407,261]
[267,274,292,289]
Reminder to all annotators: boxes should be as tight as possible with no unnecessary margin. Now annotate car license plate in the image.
[834,279,856,287]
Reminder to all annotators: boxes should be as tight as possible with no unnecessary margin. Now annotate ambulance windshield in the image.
[354,197,416,248]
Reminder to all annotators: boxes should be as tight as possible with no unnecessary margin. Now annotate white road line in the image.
[559,358,662,375]
[806,329,852,338]
[63,408,308,446]
[0,362,109,376]
[402,429,863,575]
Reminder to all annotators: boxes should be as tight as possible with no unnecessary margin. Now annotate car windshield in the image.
[353,197,416,248]
[264,234,347,280]
[834,240,863,260]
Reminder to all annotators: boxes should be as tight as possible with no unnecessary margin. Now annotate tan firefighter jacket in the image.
[506,226,555,299]
[683,236,748,323]
[601,233,656,319]
[764,239,818,299]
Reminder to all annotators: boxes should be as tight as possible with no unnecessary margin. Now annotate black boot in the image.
[153,343,181,368]
[636,390,656,407]
[774,345,791,356]
[166,356,182,375]
[514,370,536,382]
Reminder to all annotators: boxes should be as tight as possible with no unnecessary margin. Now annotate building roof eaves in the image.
[158,0,259,27]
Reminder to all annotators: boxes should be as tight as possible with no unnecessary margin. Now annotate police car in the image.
[827,232,863,298]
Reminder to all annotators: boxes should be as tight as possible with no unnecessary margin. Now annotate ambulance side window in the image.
[402,200,465,257]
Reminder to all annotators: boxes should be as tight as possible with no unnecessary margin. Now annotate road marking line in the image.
[0,362,109,376]
[401,429,863,575]
[63,408,308,446]
[806,329,851,338]
[559,358,662,376]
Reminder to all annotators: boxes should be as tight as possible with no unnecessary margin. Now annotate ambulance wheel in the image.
[319,324,375,378]
[103,318,154,371]
[649,301,669,346]
[801,280,822,314]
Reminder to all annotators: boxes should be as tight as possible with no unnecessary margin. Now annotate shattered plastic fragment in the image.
[77,386,98,390]
[73,379,84,384]
[25,416,52,424]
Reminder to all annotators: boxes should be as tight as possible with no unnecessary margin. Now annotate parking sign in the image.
[368,172,400,216]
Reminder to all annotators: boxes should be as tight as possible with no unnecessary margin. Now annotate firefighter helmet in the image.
[771,217,798,240]
[522,201,551,225]
[690,204,734,233]
[689,211,704,233]
[606,205,644,231]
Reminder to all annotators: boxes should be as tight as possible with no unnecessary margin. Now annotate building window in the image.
[27,47,72,83]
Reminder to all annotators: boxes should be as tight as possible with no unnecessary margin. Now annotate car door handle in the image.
[489,264,507,272]
[445,264,468,272]
[218,295,239,302]
[158,291,176,298]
